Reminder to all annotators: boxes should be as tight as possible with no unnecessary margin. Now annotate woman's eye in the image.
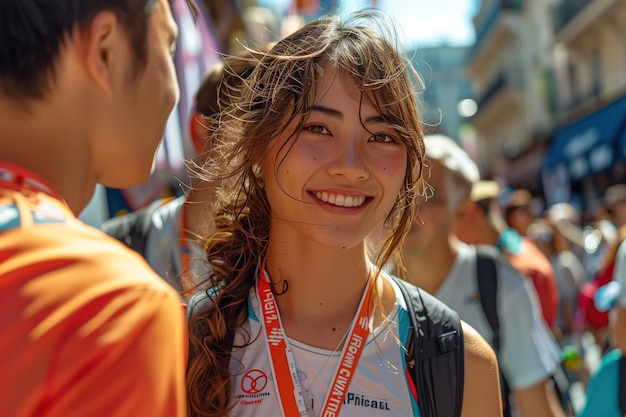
[371,133,395,143]
[305,125,329,135]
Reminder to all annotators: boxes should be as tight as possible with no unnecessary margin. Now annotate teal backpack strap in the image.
[393,276,464,417]
[618,353,626,414]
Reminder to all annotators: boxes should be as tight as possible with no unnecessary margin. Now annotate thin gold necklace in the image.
[303,269,377,404]
[300,327,351,413]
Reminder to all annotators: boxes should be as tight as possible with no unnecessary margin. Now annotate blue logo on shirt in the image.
[31,201,66,224]
[0,204,20,232]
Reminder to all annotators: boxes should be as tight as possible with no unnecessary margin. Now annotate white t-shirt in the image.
[226,274,420,417]
[435,242,561,390]
[551,250,584,333]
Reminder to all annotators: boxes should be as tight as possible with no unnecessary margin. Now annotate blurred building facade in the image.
[466,0,626,219]
[410,46,476,145]
[466,0,556,194]
[544,0,626,216]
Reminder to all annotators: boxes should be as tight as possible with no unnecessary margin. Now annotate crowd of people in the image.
[2,1,626,417]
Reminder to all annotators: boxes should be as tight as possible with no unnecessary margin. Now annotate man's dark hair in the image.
[0,0,193,100]
[194,51,262,117]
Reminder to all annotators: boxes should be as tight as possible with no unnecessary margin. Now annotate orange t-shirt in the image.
[0,163,188,417]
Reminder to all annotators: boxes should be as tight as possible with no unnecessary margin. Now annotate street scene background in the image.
[79,1,626,413]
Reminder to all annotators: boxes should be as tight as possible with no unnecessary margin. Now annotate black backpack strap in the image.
[101,198,168,256]
[475,245,513,417]
[475,245,501,352]
[619,353,626,414]
[393,276,464,417]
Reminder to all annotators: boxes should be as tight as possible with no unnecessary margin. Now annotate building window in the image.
[591,47,601,97]
[567,54,578,108]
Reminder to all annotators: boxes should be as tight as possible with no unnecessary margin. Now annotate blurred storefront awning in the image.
[502,143,548,194]
[543,93,626,181]
[618,120,626,162]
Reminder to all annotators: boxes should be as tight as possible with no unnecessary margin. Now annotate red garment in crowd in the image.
[578,261,614,328]
[504,237,560,329]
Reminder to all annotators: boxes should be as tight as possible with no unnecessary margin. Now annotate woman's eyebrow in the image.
[310,105,387,125]
[310,105,343,119]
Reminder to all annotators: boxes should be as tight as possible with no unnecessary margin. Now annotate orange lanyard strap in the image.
[257,262,374,417]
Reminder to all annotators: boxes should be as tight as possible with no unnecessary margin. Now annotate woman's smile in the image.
[312,191,368,208]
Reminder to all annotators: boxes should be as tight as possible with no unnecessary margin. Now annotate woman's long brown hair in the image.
[185,10,427,417]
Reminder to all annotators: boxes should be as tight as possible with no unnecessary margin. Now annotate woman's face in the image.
[260,65,408,252]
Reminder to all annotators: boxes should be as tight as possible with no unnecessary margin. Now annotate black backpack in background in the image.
[475,245,575,417]
[101,198,171,255]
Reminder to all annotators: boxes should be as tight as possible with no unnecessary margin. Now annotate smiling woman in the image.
[185,9,502,417]
[258,64,408,251]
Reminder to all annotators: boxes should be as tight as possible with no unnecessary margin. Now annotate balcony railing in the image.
[553,0,594,34]
[562,81,601,114]
[473,0,524,50]
[476,70,523,110]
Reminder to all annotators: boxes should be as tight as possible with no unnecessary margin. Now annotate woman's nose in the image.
[327,137,370,181]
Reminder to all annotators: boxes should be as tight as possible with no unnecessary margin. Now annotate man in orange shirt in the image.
[0,1,194,416]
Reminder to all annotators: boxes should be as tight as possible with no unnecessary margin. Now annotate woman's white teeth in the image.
[315,191,365,207]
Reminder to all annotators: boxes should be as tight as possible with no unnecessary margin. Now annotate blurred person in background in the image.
[527,218,585,344]
[527,218,589,387]
[576,280,626,417]
[404,135,565,417]
[0,0,193,416]
[545,201,618,299]
[503,188,536,237]
[457,181,560,332]
[579,183,626,354]
[581,209,617,284]
[604,184,626,354]
[102,51,260,295]
[459,185,583,407]
[544,203,586,259]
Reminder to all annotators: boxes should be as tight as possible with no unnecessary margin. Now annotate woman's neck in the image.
[262,241,378,349]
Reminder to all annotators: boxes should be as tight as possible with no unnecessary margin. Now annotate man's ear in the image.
[82,11,122,95]
[456,198,475,221]
[190,112,213,155]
